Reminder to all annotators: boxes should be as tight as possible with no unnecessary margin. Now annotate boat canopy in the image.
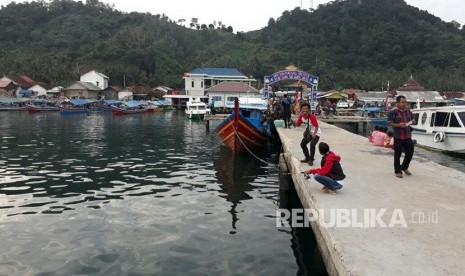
[225,97,268,110]
[147,100,169,106]
[69,99,91,106]
[124,100,146,107]
[18,89,33,95]
[103,100,121,105]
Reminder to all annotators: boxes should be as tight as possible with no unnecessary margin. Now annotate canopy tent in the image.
[103,100,121,105]
[123,100,146,107]
[147,100,170,106]
[67,99,91,106]
[18,89,33,95]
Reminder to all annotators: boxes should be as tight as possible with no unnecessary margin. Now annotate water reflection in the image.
[214,147,259,231]
[0,111,325,275]
[214,147,257,202]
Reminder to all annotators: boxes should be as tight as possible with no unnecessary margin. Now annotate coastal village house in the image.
[0,75,63,99]
[0,75,36,97]
[164,67,256,108]
[0,79,18,97]
[101,86,122,100]
[80,70,109,90]
[61,70,108,99]
[62,81,101,99]
[46,86,63,98]
[356,76,445,108]
[206,81,259,109]
[395,76,445,108]
[29,83,49,97]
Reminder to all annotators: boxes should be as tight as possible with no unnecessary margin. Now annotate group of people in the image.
[282,95,415,194]
[369,125,394,148]
[290,102,343,194]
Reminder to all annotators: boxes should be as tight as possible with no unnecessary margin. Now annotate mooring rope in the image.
[229,117,275,166]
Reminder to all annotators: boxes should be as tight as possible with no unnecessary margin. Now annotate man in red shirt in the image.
[291,103,321,165]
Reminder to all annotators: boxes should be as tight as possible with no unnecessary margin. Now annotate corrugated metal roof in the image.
[63,81,101,91]
[188,68,246,77]
[397,77,425,91]
[206,82,258,93]
[0,80,15,88]
[9,75,36,89]
[356,91,444,103]
[397,91,444,103]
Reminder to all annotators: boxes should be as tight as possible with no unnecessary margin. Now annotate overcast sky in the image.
[1,0,464,32]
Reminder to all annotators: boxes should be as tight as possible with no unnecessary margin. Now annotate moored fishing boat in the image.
[26,99,61,113]
[216,97,270,154]
[359,107,389,126]
[410,105,465,153]
[146,100,167,112]
[60,99,95,115]
[94,100,121,112]
[0,104,28,111]
[111,100,148,115]
[0,97,29,111]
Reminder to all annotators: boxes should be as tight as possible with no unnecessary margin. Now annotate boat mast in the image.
[234,97,239,153]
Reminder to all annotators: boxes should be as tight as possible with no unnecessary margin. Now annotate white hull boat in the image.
[411,106,465,153]
[185,98,210,120]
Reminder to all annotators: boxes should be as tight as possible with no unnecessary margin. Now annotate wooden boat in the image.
[60,99,94,115]
[93,100,121,112]
[216,97,270,154]
[111,100,148,115]
[359,107,388,126]
[26,100,61,113]
[60,108,89,115]
[0,97,29,111]
[0,105,28,111]
[146,101,163,112]
[410,105,465,153]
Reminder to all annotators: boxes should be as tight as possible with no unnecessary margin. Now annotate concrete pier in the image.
[277,122,465,276]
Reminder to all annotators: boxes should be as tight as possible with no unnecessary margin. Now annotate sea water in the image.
[0,111,326,275]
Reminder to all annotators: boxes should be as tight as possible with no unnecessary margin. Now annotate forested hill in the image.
[1,0,465,91]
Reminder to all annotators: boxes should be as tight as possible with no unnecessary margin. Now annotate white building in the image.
[80,70,109,90]
[206,81,259,109]
[29,84,47,97]
[183,68,255,96]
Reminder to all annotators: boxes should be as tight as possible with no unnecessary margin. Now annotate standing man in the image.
[281,94,293,128]
[388,95,415,178]
[291,102,321,165]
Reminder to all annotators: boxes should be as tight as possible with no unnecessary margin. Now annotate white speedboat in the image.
[185,98,210,120]
[411,106,465,153]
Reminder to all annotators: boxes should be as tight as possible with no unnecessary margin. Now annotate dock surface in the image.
[277,122,465,276]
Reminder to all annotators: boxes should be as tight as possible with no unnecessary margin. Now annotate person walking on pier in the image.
[291,102,321,165]
[388,95,415,178]
[304,142,345,194]
[280,94,293,128]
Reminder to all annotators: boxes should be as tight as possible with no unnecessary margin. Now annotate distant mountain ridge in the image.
[1,0,465,91]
